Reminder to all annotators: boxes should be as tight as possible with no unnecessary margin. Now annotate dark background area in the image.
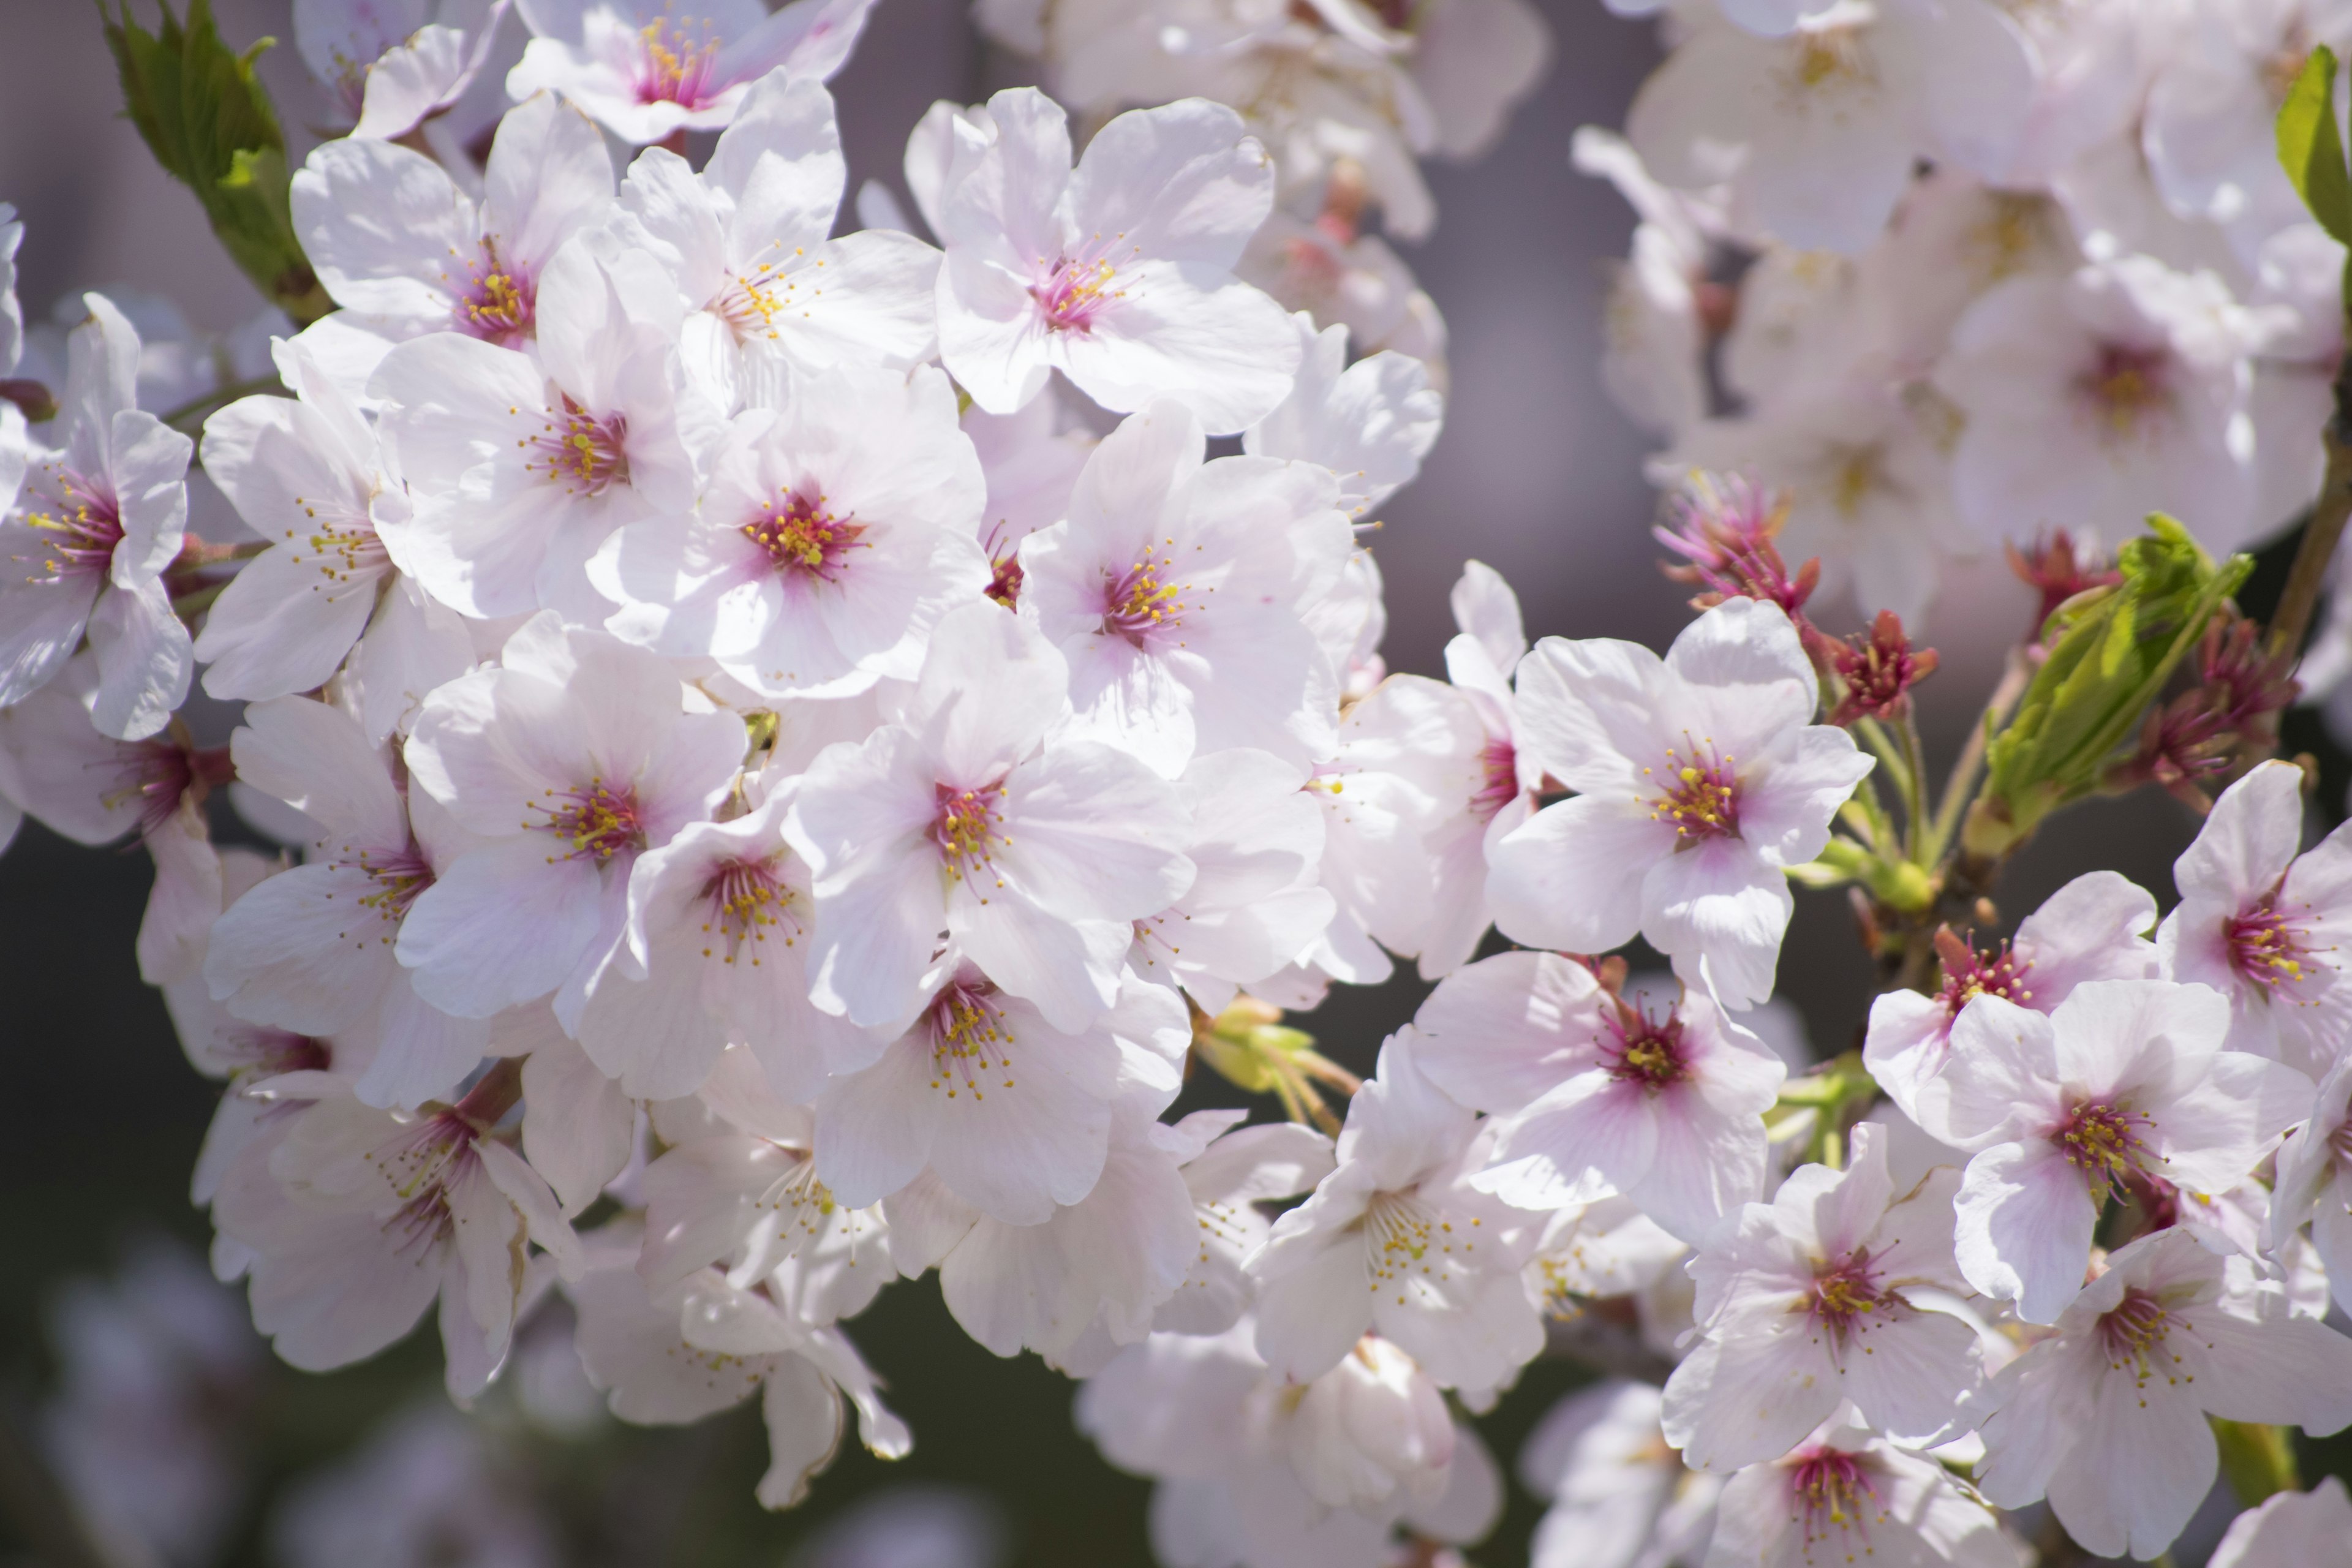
[0,2,2260,1564]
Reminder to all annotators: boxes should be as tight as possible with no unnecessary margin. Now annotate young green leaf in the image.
[2278,43,2352,244]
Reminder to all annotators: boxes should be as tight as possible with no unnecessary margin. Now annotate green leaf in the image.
[1968,515,2251,856]
[2278,44,2352,243]
[97,0,328,323]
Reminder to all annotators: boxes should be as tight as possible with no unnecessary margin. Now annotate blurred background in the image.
[0,1,2293,1565]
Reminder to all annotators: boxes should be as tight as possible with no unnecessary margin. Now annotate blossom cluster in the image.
[14,2,2352,1566]
[1582,0,2352,640]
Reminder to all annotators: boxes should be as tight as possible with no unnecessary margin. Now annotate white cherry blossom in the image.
[812,962,1188,1224]
[1518,1378,1721,1568]
[2208,1477,2352,1568]
[397,614,745,1025]
[508,0,875,145]
[1974,1227,2352,1561]
[194,339,470,734]
[933,88,1301,432]
[1017,399,1351,776]
[1243,312,1444,523]
[2268,1055,2352,1317]
[784,600,1196,1031]
[371,240,714,622]
[1247,1030,1545,1392]
[609,73,940,412]
[293,0,513,141]
[0,294,193,738]
[1864,870,2160,1141]
[1487,597,1872,1008]
[211,1075,579,1403]
[1413,949,1785,1243]
[1706,1418,2026,1568]
[595,361,987,696]
[293,91,614,362]
[1660,1124,1978,1470]
[567,1259,908,1510]
[1939,979,2314,1323]
[2158,759,2352,1077]
[205,695,494,1110]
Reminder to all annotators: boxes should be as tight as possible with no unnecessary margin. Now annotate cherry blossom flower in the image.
[0,658,224,987]
[1487,597,1873,1008]
[1625,1,2037,254]
[194,340,470,736]
[1522,1194,1686,1312]
[1935,252,2264,553]
[2208,1477,2352,1568]
[1708,1417,2026,1568]
[570,777,877,1102]
[1415,948,1784,1243]
[1973,1228,2352,1561]
[211,1074,579,1403]
[783,600,1196,1031]
[203,696,494,1110]
[0,293,193,739]
[1242,312,1444,524]
[293,0,513,141]
[1660,1123,1979,1470]
[1246,1030,1546,1392]
[933,88,1301,432]
[371,240,715,622]
[1413,560,1544,978]
[1077,1321,1502,1568]
[637,1085,889,1326]
[1938,979,2314,1324]
[396,614,746,1025]
[293,91,614,363]
[1017,399,1352,776]
[1129,748,1335,1013]
[1308,670,1489,984]
[595,361,986,695]
[1518,1378,1721,1568]
[2268,1055,2352,1317]
[812,963,1188,1224]
[611,73,940,412]
[1864,870,2160,1141]
[567,1260,908,1510]
[2158,759,2352,1077]
[508,0,875,146]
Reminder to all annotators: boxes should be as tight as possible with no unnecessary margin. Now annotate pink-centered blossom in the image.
[1939,979,2313,1324]
[1487,596,1873,1008]
[1414,949,1786,1243]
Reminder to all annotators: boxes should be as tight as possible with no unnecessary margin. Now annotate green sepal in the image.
[1967,516,2250,857]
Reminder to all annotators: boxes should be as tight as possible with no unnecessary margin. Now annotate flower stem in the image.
[2267,362,2352,664]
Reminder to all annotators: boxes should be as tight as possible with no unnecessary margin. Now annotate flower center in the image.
[1033,254,1120,333]
[1808,1254,1883,1346]
[224,1026,331,1084]
[1100,545,1185,645]
[2077,343,2172,439]
[2057,1099,2157,1197]
[352,840,435,926]
[18,469,124,582]
[635,18,723,107]
[1934,933,2034,1017]
[1470,738,1520,824]
[698,854,798,962]
[932,781,1008,884]
[1789,1449,1880,1553]
[527,396,630,497]
[2226,897,2321,993]
[1601,1001,1689,1091]
[1788,24,1872,92]
[742,491,865,581]
[102,737,233,835]
[1363,1189,1472,1303]
[454,238,534,345]
[2095,1287,2180,1386]
[984,523,1024,609]
[535,780,648,862]
[924,978,1014,1098]
[1648,742,1740,843]
[371,1114,482,1256]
